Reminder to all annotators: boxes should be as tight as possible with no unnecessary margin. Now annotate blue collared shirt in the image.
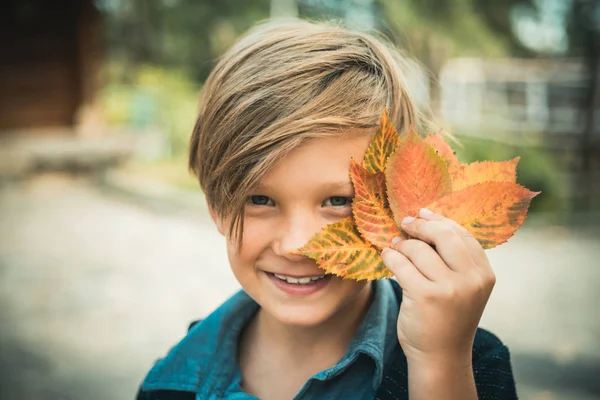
[141,279,399,399]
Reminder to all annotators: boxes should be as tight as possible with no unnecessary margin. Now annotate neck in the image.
[249,282,374,362]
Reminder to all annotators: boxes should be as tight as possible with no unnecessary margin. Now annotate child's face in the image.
[212,131,375,327]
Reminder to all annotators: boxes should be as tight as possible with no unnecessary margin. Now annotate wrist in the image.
[406,352,477,400]
[406,350,473,373]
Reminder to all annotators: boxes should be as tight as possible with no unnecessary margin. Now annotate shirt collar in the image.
[141,279,399,394]
[344,279,400,389]
[141,289,259,394]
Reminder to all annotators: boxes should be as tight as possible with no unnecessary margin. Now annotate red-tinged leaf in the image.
[386,126,452,224]
[362,108,398,173]
[451,157,520,191]
[289,216,393,281]
[426,181,540,249]
[424,132,460,170]
[350,159,405,250]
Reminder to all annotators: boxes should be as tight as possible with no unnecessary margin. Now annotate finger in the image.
[400,218,476,273]
[390,237,454,280]
[381,247,434,292]
[418,208,470,236]
[417,208,490,268]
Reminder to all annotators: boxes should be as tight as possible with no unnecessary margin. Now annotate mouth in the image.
[265,272,332,295]
[272,273,327,285]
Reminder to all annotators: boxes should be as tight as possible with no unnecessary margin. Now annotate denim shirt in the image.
[141,279,399,399]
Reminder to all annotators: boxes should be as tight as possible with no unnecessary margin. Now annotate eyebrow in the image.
[325,181,355,192]
[256,181,355,193]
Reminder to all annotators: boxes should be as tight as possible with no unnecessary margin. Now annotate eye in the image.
[247,195,275,206]
[323,196,353,207]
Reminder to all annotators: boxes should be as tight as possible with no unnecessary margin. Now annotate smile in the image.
[266,272,332,295]
[273,273,325,285]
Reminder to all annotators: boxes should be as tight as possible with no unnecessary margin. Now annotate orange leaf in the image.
[451,158,519,191]
[350,159,404,250]
[426,181,540,249]
[386,126,452,224]
[424,132,460,170]
[292,108,540,282]
[289,216,393,281]
[362,108,398,173]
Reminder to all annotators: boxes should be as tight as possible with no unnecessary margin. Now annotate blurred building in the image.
[440,58,600,149]
[0,0,102,132]
[0,0,138,179]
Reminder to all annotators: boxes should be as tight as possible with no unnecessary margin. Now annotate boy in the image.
[137,19,518,400]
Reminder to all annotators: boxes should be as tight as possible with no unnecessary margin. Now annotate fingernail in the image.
[401,216,415,225]
[391,236,402,244]
[419,208,433,217]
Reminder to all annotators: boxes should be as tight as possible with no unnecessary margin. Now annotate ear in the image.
[208,205,226,236]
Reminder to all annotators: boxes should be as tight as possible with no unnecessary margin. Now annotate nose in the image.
[272,213,322,262]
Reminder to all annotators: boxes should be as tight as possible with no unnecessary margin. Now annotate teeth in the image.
[273,273,325,285]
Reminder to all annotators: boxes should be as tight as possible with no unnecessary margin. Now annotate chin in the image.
[268,304,337,327]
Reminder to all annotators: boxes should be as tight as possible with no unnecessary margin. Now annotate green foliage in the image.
[379,0,510,59]
[100,65,200,159]
[449,135,568,216]
[472,0,537,56]
[101,0,270,82]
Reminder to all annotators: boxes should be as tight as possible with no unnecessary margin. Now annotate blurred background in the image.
[0,0,598,399]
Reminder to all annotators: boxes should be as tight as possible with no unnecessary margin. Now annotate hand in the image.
[381,208,496,366]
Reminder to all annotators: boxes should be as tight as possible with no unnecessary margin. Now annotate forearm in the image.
[407,353,478,400]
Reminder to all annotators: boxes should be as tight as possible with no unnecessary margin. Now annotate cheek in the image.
[228,218,271,268]
[333,276,370,298]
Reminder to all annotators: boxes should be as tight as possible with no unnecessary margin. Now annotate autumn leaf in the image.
[451,157,519,191]
[424,132,460,171]
[362,108,398,173]
[289,216,393,281]
[426,181,540,249]
[386,126,452,224]
[350,159,404,250]
[291,108,539,281]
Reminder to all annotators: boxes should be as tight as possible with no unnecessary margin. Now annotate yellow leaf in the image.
[362,108,398,173]
[289,217,393,281]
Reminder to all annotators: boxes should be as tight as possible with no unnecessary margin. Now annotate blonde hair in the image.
[189,18,420,246]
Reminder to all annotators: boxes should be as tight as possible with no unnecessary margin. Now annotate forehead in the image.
[259,130,375,191]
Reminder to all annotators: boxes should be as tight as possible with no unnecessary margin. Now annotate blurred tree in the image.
[98,0,548,85]
[376,0,540,117]
[567,0,600,210]
[99,0,270,82]
[299,0,380,31]
[271,0,298,17]
[472,0,537,56]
